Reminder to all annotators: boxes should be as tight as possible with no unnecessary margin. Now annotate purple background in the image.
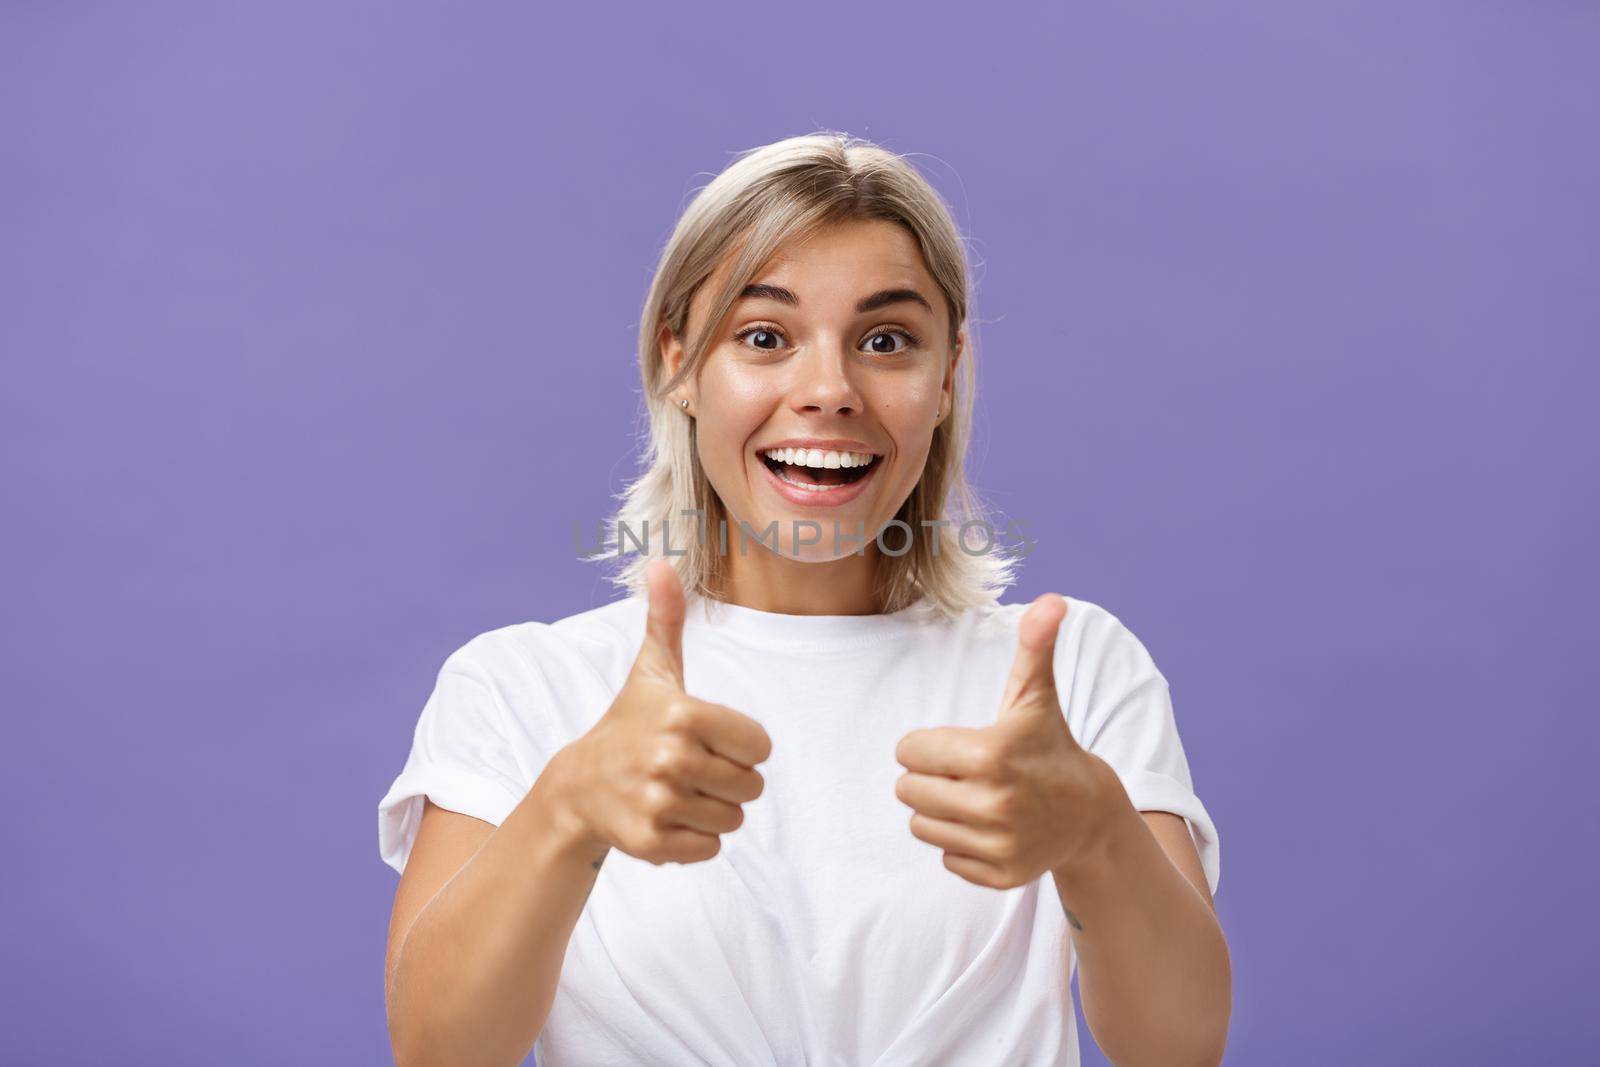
[4,3,1595,1064]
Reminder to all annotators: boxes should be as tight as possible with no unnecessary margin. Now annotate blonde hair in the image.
[587,131,1019,619]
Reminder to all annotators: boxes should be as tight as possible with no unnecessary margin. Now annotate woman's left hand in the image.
[893,594,1125,890]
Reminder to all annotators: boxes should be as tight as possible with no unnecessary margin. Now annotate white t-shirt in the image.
[378,591,1220,1067]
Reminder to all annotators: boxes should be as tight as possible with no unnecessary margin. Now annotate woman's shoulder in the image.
[968,589,1113,633]
[435,596,647,686]
[981,591,1158,667]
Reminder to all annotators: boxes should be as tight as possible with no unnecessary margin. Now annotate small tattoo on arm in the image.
[1064,908,1084,932]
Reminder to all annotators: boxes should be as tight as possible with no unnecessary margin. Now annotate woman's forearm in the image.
[387,748,607,1067]
[1052,783,1232,1067]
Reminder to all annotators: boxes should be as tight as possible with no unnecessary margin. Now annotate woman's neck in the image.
[709,544,886,616]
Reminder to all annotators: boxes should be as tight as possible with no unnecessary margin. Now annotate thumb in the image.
[635,558,687,688]
[998,593,1067,720]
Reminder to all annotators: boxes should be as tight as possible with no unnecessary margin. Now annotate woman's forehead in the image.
[694,245,938,329]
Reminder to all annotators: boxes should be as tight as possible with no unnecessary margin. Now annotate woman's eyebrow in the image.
[738,283,933,315]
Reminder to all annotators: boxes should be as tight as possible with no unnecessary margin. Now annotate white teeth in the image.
[762,447,876,469]
[775,470,837,491]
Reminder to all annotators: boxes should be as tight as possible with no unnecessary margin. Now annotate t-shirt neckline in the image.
[680,592,935,650]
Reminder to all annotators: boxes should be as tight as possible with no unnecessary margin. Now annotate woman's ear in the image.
[659,323,683,381]
[941,328,965,408]
[659,323,697,413]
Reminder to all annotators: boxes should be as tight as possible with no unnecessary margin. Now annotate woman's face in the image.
[662,218,963,565]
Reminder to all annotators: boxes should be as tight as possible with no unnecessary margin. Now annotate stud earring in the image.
[679,398,689,410]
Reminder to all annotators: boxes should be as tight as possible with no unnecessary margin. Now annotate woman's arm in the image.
[385,563,768,1065]
[1053,773,1232,1067]
[385,748,604,1067]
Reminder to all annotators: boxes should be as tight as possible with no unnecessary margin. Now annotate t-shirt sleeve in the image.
[1066,602,1221,897]
[376,645,531,876]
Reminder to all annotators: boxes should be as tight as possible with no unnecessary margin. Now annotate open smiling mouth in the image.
[759,448,879,491]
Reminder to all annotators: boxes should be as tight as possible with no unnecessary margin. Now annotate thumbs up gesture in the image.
[555,559,773,867]
[893,594,1123,890]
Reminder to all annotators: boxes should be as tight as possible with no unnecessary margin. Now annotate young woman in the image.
[378,132,1231,1066]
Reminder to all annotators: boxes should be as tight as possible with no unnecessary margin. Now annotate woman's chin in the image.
[728,510,879,563]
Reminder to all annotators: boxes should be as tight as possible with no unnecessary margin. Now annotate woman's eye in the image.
[734,327,785,351]
[864,330,916,355]
[733,326,918,354]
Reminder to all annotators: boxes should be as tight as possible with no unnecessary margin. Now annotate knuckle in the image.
[624,821,665,865]
[662,697,698,733]
[992,785,1021,821]
[647,741,687,781]
[976,744,1010,780]
[640,779,677,820]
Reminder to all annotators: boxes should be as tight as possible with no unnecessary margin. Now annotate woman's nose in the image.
[789,341,863,416]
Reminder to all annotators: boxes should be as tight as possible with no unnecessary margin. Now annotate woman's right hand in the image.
[554,558,772,866]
